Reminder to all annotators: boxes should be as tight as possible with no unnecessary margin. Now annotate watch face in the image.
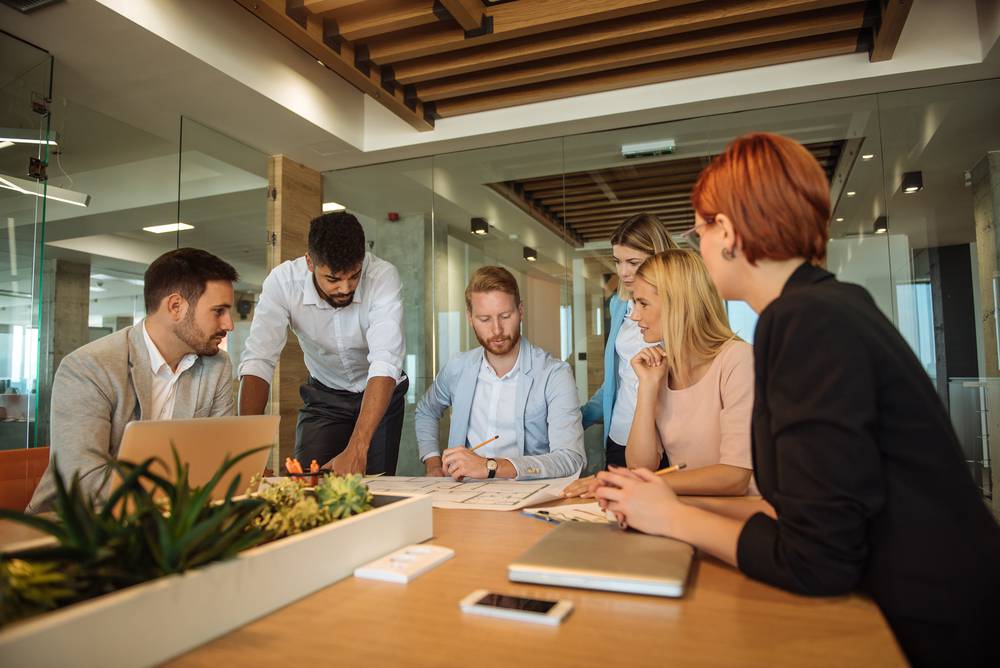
[487,459,497,470]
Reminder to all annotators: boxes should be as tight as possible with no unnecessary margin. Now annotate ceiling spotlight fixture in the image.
[0,173,90,207]
[143,222,195,234]
[902,171,923,194]
[874,216,888,235]
[322,201,346,212]
[523,246,538,262]
[835,217,844,222]
[0,128,59,146]
[846,191,856,197]
[861,153,876,161]
[471,217,489,236]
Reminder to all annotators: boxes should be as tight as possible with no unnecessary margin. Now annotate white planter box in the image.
[0,494,433,668]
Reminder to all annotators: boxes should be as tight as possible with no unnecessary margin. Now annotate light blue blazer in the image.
[581,294,630,444]
[414,338,585,480]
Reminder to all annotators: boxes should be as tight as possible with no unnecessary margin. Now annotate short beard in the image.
[313,275,354,308]
[475,328,520,357]
[174,311,224,356]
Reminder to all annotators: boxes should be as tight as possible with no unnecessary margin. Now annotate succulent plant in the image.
[0,559,79,626]
[252,478,327,539]
[251,474,373,540]
[315,474,373,520]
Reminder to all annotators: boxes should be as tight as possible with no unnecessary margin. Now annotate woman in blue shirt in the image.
[564,213,677,497]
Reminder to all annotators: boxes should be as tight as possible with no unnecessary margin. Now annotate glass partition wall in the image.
[0,33,52,450]
[326,78,1000,509]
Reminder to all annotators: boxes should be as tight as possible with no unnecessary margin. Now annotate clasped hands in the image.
[592,465,682,536]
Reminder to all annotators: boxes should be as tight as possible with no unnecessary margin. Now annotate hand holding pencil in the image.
[441,435,500,481]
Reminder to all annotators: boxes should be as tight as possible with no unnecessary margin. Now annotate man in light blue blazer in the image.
[415,267,585,481]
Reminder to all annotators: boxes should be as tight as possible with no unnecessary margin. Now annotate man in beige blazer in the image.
[27,248,240,513]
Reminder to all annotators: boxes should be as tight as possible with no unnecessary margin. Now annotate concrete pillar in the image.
[37,258,90,447]
[267,155,321,467]
[971,150,1000,516]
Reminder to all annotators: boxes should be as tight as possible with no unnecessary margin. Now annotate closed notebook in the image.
[508,521,694,597]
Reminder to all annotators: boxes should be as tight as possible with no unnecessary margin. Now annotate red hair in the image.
[691,133,829,264]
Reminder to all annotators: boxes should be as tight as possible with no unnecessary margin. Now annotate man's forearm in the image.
[239,375,271,415]
[348,376,396,451]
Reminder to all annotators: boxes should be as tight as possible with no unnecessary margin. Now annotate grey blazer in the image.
[27,323,235,513]
[414,338,585,480]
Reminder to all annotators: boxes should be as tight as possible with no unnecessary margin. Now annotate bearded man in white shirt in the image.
[239,212,407,475]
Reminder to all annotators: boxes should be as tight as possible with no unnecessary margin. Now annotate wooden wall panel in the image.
[267,155,321,465]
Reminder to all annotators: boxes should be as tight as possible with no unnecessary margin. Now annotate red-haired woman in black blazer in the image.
[596,132,1000,667]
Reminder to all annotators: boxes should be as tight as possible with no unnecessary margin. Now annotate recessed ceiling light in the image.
[861,153,876,161]
[846,191,856,197]
[89,286,106,293]
[835,217,844,222]
[874,216,888,235]
[143,223,194,234]
[523,247,538,262]
[471,217,489,236]
[322,201,346,212]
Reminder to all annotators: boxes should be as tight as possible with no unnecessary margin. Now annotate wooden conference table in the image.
[154,505,906,667]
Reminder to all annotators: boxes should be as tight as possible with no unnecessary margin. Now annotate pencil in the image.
[468,434,500,452]
[654,463,687,476]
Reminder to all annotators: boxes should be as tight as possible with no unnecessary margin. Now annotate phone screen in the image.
[475,593,557,614]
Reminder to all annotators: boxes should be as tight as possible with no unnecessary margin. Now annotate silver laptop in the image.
[115,415,279,501]
[508,521,694,597]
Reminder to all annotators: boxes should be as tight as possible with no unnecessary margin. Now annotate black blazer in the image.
[737,263,1000,665]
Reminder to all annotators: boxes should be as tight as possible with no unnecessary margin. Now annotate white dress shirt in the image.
[238,253,405,393]
[464,349,521,462]
[608,302,658,444]
[142,323,198,421]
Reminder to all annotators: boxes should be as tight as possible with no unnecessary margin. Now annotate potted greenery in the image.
[0,449,432,667]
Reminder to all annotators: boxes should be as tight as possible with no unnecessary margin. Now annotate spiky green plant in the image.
[0,446,270,628]
[315,474,373,520]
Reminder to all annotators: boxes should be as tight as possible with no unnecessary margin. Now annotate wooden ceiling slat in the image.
[362,0,702,64]
[567,206,694,224]
[303,0,368,12]
[433,31,861,117]
[870,0,913,62]
[528,176,702,199]
[234,0,433,130]
[523,165,707,190]
[390,0,860,84]
[438,0,486,32]
[522,167,705,192]
[415,5,867,101]
[554,193,692,212]
[541,187,693,205]
[486,182,584,247]
[333,0,442,42]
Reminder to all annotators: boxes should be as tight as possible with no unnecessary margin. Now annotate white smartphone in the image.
[459,589,573,626]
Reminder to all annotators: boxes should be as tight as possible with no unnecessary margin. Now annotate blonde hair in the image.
[465,265,521,311]
[610,213,679,299]
[635,250,737,387]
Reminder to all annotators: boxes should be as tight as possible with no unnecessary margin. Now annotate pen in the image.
[654,463,687,476]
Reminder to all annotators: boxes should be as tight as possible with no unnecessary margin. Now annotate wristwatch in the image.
[486,458,498,479]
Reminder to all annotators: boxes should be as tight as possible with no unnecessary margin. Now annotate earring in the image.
[722,247,736,260]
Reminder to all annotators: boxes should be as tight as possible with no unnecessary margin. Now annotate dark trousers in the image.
[294,376,408,475]
[605,436,669,470]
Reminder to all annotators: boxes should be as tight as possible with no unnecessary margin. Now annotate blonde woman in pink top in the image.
[626,249,755,496]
